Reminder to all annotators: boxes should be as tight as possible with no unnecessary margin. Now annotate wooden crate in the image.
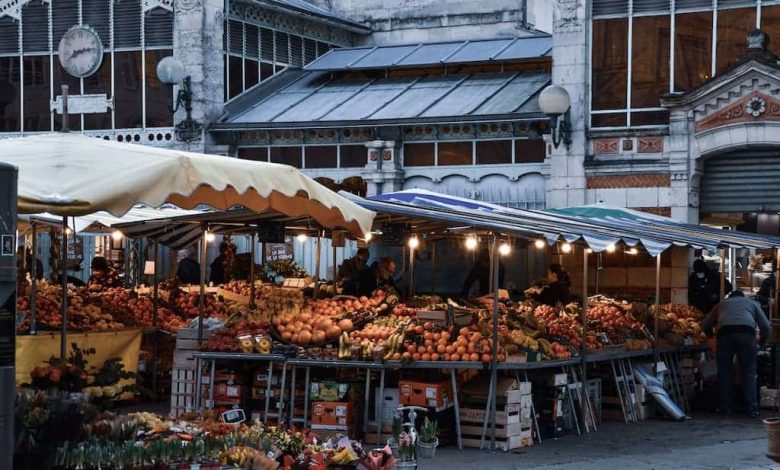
[460,422,531,439]
[461,429,533,451]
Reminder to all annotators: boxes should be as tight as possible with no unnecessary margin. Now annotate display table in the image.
[15,328,143,385]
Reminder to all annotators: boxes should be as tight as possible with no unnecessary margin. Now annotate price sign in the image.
[221,409,246,424]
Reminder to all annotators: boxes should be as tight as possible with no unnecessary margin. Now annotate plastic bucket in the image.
[416,438,438,458]
[764,417,780,462]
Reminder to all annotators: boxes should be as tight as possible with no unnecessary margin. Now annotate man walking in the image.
[703,290,770,417]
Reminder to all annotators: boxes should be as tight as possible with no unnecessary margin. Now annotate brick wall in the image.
[586,174,671,189]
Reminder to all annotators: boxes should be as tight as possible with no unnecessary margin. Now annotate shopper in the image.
[88,256,121,290]
[461,248,505,298]
[702,290,770,417]
[689,259,732,314]
[528,264,572,307]
[344,256,398,298]
[757,263,776,303]
[177,249,201,285]
[210,242,229,285]
[338,248,370,283]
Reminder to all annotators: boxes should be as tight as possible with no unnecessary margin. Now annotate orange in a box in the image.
[399,380,452,408]
[311,401,354,426]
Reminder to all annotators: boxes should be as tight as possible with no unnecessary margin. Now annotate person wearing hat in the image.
[689,258,731,314]
[88,256,121,291]
[702,290,770,417]
[177,249,201,285]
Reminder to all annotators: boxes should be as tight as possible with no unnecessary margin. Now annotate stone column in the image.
[666,107,699,223]
[546,0,588,208]
[174,0,225,153]
[362,140,404,197]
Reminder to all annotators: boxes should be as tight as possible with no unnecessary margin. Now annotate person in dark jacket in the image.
[210,242,228,285]
[17,247,43,282]
[461,248,505,298]
[338,248,369,283]
[703,290,770,417]
[344,257,398,298]
[689,259,732,314]
[88,256,121,290]
[529,264,572,306]
[757,262,776,303]
[177,249,201,285]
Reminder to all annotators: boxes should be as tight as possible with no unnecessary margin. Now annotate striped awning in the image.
[18,206,202,234]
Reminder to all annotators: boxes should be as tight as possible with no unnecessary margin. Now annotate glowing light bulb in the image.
[606,244,617,253]
[111,230,123,242]
[561,243,572,254]
[205,232,216,243]
[534,239,546,249]
[408,236,420,250]
[64,227,72,235]
[465,237,478,251]
[628,247,639,255]
[296,233,308,243]
[585,248,593,254]
[499,242,511,256]
[364,232,373,242]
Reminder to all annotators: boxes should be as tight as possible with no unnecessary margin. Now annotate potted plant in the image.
[386,413,402,458]
[394,431,416,469]
[416,417,438,458]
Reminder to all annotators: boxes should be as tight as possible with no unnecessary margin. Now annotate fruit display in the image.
[172,291,226,320]
[652,303,706,343]
[201,321,270,353]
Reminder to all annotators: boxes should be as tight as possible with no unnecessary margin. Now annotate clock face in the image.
[58,26,104,78]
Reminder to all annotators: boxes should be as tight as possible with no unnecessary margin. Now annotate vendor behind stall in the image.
[689,259,732,314]
[461,248,505,297]
[527,264,571,306]
[210,242,229,285]
[88,256,121,290]
[344,256,398,298]
[702,290,770,417]
[337,248,369,283]
[177,249,201,285]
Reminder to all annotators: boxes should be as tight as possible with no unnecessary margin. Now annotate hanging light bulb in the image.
[585,248,593,254]
[627,247,639,255]
[499,242,511,256]
[408,236,420,250]
[205,232,216,243]
[364,232,373,242]
[465,236,478,251]
[534,239,546,249]
[561,243,572,254]
[296,233,308,243]
[606,244,617,253]
[111,230,123,242]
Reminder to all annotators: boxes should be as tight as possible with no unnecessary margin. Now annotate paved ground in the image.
[425,412,779,470]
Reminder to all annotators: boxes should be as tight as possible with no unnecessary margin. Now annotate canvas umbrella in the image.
[0,132,375,356]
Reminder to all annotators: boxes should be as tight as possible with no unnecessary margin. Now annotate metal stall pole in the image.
[720,248,726,299]
[152,240,160,394]
[409,241,416,297]
[197,229,208,345]
[774,248,780,322]
[430,240,437,293]
[60,216,69,358]
[451,368,463,449]
[332,244,337,283]
[249,231,256,308]
[313,231,322,299]
[29,222,38,335]
[0,162,17,470]
[489,234,500,449]
[580,247,589,431]
[654,253,661,377]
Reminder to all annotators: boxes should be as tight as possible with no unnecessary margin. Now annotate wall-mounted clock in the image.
[58,25,104,78]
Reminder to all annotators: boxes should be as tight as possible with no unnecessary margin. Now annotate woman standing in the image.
[528,264,572,307]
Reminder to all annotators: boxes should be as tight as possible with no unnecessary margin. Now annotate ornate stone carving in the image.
[554,0,583,34]
[593,138,619,155]
[696,91,780,132]
[637,136,664,154]
[0,0,48,21]
[144,0,174,12]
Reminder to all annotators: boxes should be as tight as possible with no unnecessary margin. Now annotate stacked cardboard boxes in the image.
[309,381,361,434]
[398,379,453,411]
[459,377,534,451]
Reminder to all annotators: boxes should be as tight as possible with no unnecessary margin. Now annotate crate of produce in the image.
[398,379,452,409]
[310,381,355,402]
[311,401,355,427]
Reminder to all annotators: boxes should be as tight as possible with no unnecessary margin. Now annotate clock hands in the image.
[70,47,96,59]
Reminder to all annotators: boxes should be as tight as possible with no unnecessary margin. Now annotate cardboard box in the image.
[253,372,279,387]
[461,429,532,451]
[310,381,354,402]
[399,380,452,409]
[461,377,529,406]
[311,401,354,427]
[214,383,243,399]
[460,402,532,426]
[549,373,568,387]
[416,310,447,326]
[460,422,531,438]
[251,387,277,400]
[375,387,400,423]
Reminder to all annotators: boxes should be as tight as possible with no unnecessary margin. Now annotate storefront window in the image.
[675,11,713,92]
[762,5,780,59]
[238,147,268,161]
[114,51,143,129]
[0,57,20,132]
[23,56,51,132]
[632,15,670,108]
[592,18,628,110]
[631,110,670,127]
[716,8,756,74]
[228,55,243,99]
[305,146,337,168]
[339,145,366,167]
[404,143,435,166]
[514,139,546,163]
[145,50,173,128]
[476,140,512,165]
[244,59,259,90]
[438,141,473,166]
[83,53,112,130]
[271,146,302,168]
